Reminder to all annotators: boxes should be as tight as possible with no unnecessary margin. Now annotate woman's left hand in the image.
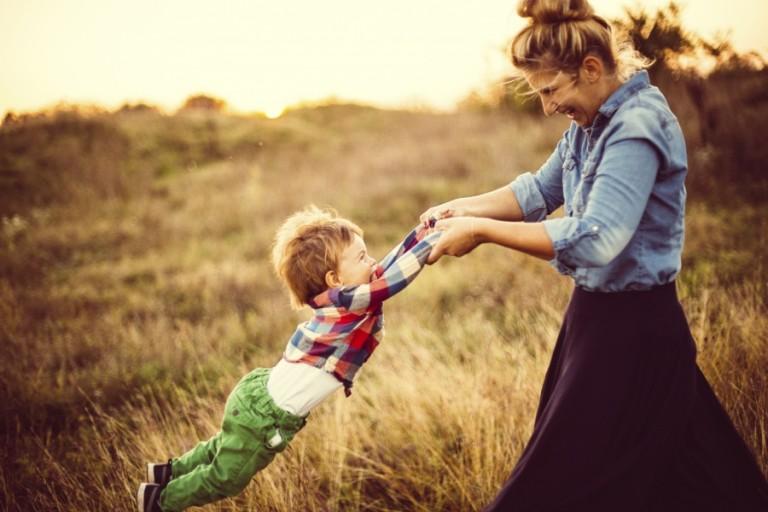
[427,217,482,264]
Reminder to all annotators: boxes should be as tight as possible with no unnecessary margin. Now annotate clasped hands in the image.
[419,202,482,265]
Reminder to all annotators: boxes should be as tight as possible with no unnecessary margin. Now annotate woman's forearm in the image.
[474,218,555,261]
[456,185,524,221]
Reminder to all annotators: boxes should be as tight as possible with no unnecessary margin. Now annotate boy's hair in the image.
[272,205,363,309]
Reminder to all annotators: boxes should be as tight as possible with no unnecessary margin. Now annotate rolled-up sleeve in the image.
[509,135,568,222]
[542,138,661,269]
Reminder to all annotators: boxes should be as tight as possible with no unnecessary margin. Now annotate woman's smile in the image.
[523,65,621,128]
[558,106,577,119]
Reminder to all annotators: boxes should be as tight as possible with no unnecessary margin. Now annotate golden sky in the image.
[1,0,766,116]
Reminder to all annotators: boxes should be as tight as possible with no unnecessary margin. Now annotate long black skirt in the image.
[484,283,768,511]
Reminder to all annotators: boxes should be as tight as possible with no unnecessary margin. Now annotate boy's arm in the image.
[331,227,440,311]
[376,224,431,271]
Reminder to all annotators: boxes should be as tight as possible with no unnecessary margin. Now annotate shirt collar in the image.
[597,70,650,118]
[308,290,331,309]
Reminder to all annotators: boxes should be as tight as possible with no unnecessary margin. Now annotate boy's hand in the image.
[427,217,481,264]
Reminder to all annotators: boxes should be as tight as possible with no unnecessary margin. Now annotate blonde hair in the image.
[509,0,650,81]
[272,205,363,309]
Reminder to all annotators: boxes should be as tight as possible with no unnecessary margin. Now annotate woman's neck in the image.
[597,76,623,108]
[585,76,623,127]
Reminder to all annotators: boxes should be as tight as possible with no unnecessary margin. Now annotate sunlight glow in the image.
[0,0,766,116]
[265,105,284,119]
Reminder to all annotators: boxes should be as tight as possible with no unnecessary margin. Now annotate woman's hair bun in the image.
[517,0,594,24]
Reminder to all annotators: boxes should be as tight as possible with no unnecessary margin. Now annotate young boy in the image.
[138,206,440,511]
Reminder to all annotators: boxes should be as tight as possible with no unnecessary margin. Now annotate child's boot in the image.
[137,482,164,512]
[146,460,172,486]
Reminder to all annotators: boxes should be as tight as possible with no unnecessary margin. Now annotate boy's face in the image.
[333,234,377,287]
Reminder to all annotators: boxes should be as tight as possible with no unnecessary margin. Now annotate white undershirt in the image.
[267,358,343,417]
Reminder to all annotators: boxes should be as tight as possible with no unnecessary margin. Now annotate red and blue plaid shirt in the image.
[283,225,440,395]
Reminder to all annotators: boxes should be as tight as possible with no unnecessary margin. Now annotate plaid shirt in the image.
[283,225,440,395]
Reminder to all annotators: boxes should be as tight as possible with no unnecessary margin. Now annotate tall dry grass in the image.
[1,97,766,510]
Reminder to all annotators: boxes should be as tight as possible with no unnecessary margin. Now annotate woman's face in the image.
[523,65,606,127]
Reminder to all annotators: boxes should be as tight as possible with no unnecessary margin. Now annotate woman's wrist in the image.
[452,197,477,218]
[472,217,491,244]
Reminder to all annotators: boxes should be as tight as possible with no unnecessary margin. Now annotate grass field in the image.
[1,80,767,510]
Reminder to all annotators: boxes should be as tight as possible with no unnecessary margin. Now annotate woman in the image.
[422,1,768,510]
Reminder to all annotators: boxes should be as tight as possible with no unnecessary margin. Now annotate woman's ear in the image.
[325,270,342,288]
[580,55,604,83]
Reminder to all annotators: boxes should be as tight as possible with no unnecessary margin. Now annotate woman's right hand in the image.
[426,216,482,264]
[419,200,470,229]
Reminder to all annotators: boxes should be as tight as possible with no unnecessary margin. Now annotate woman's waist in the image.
[553,237,682,292]
[566,264,679,292]
[562,281,684,330]
[565,280,691,340]
[573,279,677,299]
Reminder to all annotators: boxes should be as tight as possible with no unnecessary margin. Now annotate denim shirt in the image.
[510,71,687,292]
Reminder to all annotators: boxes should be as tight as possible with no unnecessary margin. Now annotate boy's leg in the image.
[158,369,306,512]
[164,372,261,480]
[170,431,223,479]
[159,419,278,511]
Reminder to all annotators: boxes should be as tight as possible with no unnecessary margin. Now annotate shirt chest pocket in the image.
[562,153,578,216]
[572,156,600,217]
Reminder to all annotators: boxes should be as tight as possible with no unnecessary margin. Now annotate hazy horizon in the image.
[2,0,766,117]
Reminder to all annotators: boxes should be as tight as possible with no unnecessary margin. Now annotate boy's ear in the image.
[325,270,342,288]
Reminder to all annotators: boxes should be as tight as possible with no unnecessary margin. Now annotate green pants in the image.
[160,368,306,511]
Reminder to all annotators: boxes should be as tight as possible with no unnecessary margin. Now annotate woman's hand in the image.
[419,200,470,229]
[427,217,482,264]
